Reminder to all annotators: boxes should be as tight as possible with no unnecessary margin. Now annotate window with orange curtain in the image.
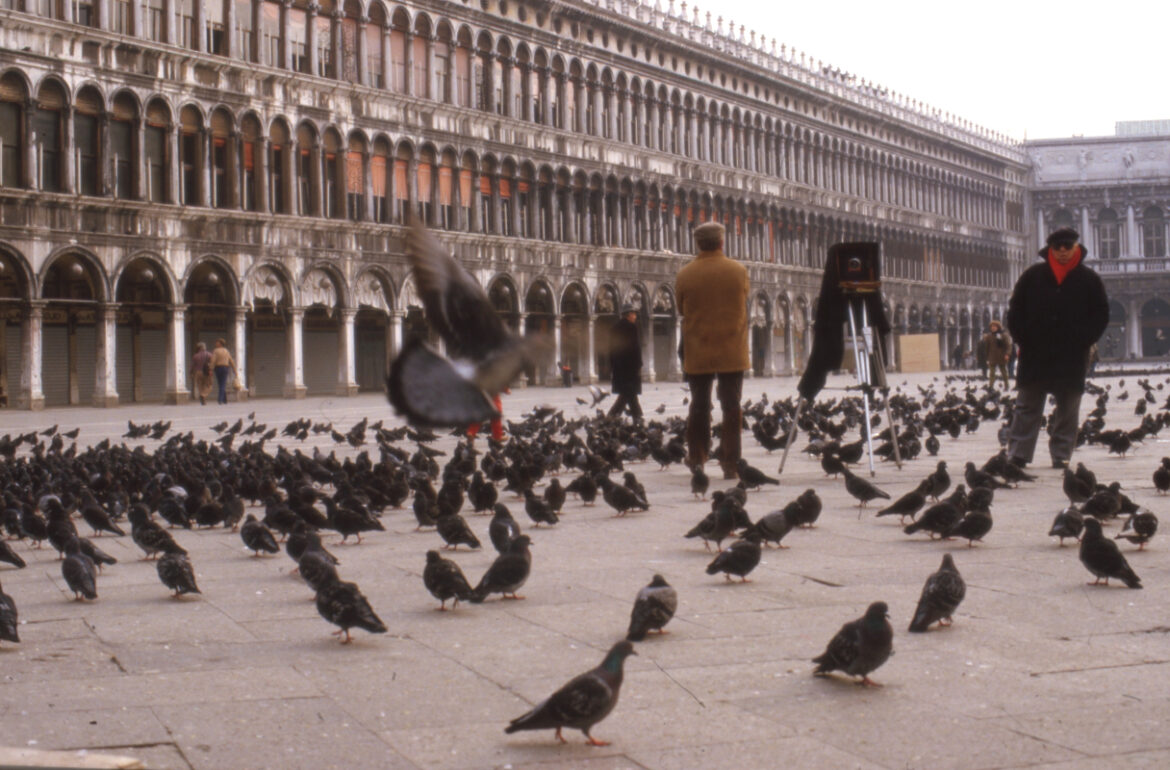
[417,161,432,220]
[393,158,408,219]
[499,178,512,235]
[242,142,256,210]
[371,154,387,222]
[454,48,470,107]
[346,150,363,220]
[411,36,427,96]
[390,30,406,91]
[439,165,453,228]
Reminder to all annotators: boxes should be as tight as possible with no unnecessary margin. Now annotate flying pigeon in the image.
[387,221,546,426]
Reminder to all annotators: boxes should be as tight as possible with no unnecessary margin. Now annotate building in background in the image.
[0,0,1027,408]
[1025,126,1170,361]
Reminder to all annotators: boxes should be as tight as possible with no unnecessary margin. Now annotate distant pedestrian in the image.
[210,338,238,405]
[1006,227,1108,469]
[676,221,750,479]
[191,342,213,405]
[982,321,1011,388]
[559,360,573,387]
[608,306,643,419]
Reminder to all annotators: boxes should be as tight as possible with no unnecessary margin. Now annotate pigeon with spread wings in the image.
[387,221,546,426]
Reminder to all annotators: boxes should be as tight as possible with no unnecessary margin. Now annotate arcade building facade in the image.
[0,0,1028,408]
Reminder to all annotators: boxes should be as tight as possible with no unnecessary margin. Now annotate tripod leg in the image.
[777,397,806,475]
[847,303,877,477]
[859,303,901,470]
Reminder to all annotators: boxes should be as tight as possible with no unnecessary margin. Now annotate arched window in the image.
[371,138,390,223]
[453,37,471,107]
[341,2,360,83]
[459,154,474,231]
[288,2,308,73]
[240,115,261,211]
[179,106,203,205]
[235,0,255,61]
[345,134,364,221]
[0,73,26,188]
[367,5,386,88]
[1142,206,1165,258]
[1097,208,1119,259]
[296,124,316,215]
[34,81,66,193]
[269,121,289,214]
[74,88,102,196]
[178,0,196,48]
[315,1,334,78]
[390,15,408,92]
[261,1,281,67]
[209,109,232,208]
[438,151,455,229]
[433,28,452,102]
[411,20,428,97]
[393,144,410,221]
[321,130,341,218]
[111,93,137,200]
[144,100,170,203]
[416,147,434,223]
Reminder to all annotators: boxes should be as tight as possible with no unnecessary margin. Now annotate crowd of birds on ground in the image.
[1,372,1168,745]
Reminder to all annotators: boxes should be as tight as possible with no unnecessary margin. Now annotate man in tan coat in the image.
[676,222,750,479]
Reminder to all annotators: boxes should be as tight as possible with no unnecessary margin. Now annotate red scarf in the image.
[1047,246,1081,285]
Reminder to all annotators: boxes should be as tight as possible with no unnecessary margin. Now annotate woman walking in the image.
[210,338,238,405]
[191,342,213,405]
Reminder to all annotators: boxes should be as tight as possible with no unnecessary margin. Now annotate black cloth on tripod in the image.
[797,246,890,400]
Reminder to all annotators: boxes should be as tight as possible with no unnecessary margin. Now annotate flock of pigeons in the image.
[1,370,1167,745]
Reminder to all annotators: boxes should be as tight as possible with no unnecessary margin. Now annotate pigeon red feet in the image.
[584,734,610,747]
[554,728,567,744]
[859,676,883,687]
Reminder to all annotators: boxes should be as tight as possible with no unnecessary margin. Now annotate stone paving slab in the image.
[1,371,1169,768]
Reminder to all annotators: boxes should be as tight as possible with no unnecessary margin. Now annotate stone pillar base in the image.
[282,385,307,399]
[335,384,359,397]
[19,396,45,411]
[92,395,119,408]
[164,389,191,405]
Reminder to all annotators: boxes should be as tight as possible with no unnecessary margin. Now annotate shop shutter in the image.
[5,322,22,405]
[41,325,69,406]
[249,329,285,397]
[139,328,166,401]
[75,325,97,404]
[75,89,103,116]
[302,328,336,395]
[0,74,26,103]
[146,100,170,127]
[355,325,385,391]
[37,84,66,110]
[115,326,134,399]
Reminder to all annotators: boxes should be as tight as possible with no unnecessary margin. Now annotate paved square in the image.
[1,371,1168,769]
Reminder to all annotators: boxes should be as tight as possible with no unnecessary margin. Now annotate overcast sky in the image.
[691,0,1167,141]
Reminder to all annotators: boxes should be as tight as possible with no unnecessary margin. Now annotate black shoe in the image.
[1051,459,1069,469]
[1009,456,1028,468]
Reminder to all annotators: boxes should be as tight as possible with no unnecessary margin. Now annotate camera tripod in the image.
[778,295,901,477]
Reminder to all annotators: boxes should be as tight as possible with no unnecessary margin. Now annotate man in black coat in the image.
[608,305,643,419]
[1005,227,1108,469]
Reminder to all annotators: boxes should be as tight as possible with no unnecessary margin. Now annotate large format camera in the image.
[830,242,881,295]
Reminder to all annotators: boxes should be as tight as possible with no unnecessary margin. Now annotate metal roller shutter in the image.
[250,329,285,397]
[356,327,385,392]
[302,328,336,396]
[5,323,21,405]
[139,328,166,401]
[75,325,97,404]
[116,326,134,399]
[42,325,69,406]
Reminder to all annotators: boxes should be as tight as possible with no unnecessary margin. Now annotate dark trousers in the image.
[687,372,744,471]
[988,362,1010,389]
[609,392,642,419]
[214,365,231,404]
[1008,381,1082,464]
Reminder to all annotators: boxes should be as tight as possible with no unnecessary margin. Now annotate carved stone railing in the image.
[1093,257,1170,274]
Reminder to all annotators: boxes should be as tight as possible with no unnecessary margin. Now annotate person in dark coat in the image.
[981,320,1011,388]
[1005,227,1108,469]
[608,305,643,419]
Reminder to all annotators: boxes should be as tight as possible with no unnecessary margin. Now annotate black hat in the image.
[1046,227,1079,246]
[620,304,638,315]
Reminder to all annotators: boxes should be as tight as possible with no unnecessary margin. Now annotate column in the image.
[330,10,343,79]
[1126,205,1138,256]
[585,315,597,384]
[224,0,237,58]
[673,320,682,380]
[306,3,319,77]
[423,33,435,99]
[283,307,307,398]
[191,0,204,51]
[256,137,269,213]
[356,16,369,86]
[335,308,358,395]
[381,22,392,90]
[163,303,189,404]
[764,323,776,376]
[745,322,754,378]
[168,124,180,204]
[1036,208,1046,250]
[20,301,45,410]
[166,0,178,47]
[517,312,529,386]
[389,311,404,356]
[233,308,248,396]
[642,318,656,383]
[552,317,562,383]
[1127,299,1141,358]
[93,304,119,407]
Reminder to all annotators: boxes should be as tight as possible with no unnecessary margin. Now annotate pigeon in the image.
[0,578,18,644]
[735,459,780,490]
[1082,483,1123,522]
[505,641,636,746]
[1079,518,1141,589]
[705,531,763,582]
[743,509,794,548]
[0,539,26,569]
[315,572,388,643]
[157,552,201,597]
[423,550,475,610]
[626,574,678,641]
[128,506,187,560]
[543,478,566,514]
[842,468,891,509]
[598,476,649,517]
[875,480,931,523]
[1048,506,1084,546]
[240,514,280,556]
[690,465,709,500]
[945,508,993,547]
[61,537,98,601]
[904,499,963,540]
[787,489,823,528]
[812,602,893,687]
[1153,458,1170,495]
[435,511,482,550]
[469,534,532,602]
[964,462,1010,491]
[1062,469,1093,505]
[908,554,966,632]
[522,489,559,527]
[489,504,521,553]
[80,503,125,537]
[927,461,950,500]
[1115,510,1158,550]
[298,547,340,594]
[387,221,544,426]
